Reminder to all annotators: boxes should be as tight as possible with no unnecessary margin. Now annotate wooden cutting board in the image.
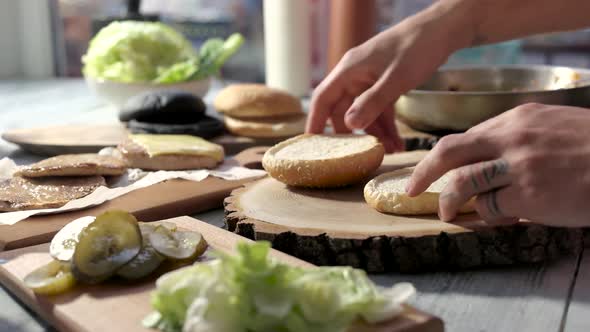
[0,216,443,332]
[225,151,583,273]
[1,123,286,156]
[1,121,437,156]
[0,149,263,251]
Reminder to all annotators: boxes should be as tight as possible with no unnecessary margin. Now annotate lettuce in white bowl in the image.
[82,21,243,84]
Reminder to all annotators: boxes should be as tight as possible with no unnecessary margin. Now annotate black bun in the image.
[119,90,207,124]
[127,115,224,139]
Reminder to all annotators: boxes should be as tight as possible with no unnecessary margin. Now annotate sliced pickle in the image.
[72,210,142,284]
[138,222,177,236]
[50,216,95,262]
[116,244,164,280]
[149,226,208,261]
[24,260,76,295]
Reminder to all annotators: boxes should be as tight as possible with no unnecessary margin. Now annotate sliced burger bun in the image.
[224,114,306,138]
[262,134,385,188]
[364,167,476,215]
[213,84,303,118]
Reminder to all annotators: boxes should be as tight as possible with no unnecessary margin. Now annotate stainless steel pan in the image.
[395,65,590,131]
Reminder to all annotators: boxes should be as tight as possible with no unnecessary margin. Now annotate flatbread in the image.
[364,167,475,215]
[16,154,127,177]
[0,176,106,212]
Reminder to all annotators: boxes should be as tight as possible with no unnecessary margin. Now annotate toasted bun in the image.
[117,139,220,171]
[262,134,385,188]
[16,154,127,177]
[364,167,475,215]
[213,84,303,118]
[224,114,306,138]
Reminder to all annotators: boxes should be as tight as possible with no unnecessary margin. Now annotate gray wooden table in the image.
[0,79,589,332]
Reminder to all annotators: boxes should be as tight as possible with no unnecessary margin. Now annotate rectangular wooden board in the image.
[0,150,264,251]
[0,216,443,332]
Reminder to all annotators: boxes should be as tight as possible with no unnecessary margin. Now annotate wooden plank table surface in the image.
[1,79,589,332]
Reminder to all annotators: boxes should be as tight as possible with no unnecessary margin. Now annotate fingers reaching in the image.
[307,70,346,134]
[406,133,498,196]
[474,187,519,225]
[438,159,511,222]
[365,122,393,151]
[329,95,354,134]
[344,66,402,130]
[380,107,405,152]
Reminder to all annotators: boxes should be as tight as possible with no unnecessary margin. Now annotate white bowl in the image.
[85,77,212,108]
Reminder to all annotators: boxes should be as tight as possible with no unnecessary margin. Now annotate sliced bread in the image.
[364,167,475,215]
[262,134,385,187]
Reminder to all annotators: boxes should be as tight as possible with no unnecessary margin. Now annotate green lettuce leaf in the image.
[145,242,415,332]
[82,21,243,83]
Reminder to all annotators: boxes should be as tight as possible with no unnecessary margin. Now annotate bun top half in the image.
[213,84,303,118]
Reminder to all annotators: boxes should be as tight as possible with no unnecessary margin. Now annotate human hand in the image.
[406,103,590,227]
[306,4,472,152]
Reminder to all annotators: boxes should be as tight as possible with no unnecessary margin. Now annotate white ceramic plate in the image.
[85,76,212,108]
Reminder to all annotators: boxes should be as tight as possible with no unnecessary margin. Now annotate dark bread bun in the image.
[119,90,207,124]
[128,115,224,138]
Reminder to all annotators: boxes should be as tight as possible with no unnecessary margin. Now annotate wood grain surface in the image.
[563,250,590,332]
[0,149,264,251]
[225,151,582,272]
[0,216,443,332]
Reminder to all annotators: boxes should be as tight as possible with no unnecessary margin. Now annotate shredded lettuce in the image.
[144,242,415,332]
[82,21,243,83]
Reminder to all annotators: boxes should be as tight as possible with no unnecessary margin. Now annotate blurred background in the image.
[2,0,590,82]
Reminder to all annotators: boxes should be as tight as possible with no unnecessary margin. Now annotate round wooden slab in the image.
[225,153,582,273]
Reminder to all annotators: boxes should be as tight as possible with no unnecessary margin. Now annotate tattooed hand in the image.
[406,103,590,227]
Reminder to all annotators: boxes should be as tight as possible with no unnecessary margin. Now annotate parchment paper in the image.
[0,158,266,225]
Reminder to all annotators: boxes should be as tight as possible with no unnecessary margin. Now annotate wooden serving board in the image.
[0,149,263,251]
[0,216,443,332]
[225,151,583,273]
[1,123,286,156]
[1,121,437,156]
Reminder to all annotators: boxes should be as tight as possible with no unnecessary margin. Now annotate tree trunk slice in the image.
[224,153,582,273]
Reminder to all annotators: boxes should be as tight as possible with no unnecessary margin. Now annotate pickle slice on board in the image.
[72,210,142,284]
[50,216,95,262]
[116,245,164,280]
[24,260,76,295]
[149,226,208,261]
[138,221,177,235]
[117,223,165,280]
